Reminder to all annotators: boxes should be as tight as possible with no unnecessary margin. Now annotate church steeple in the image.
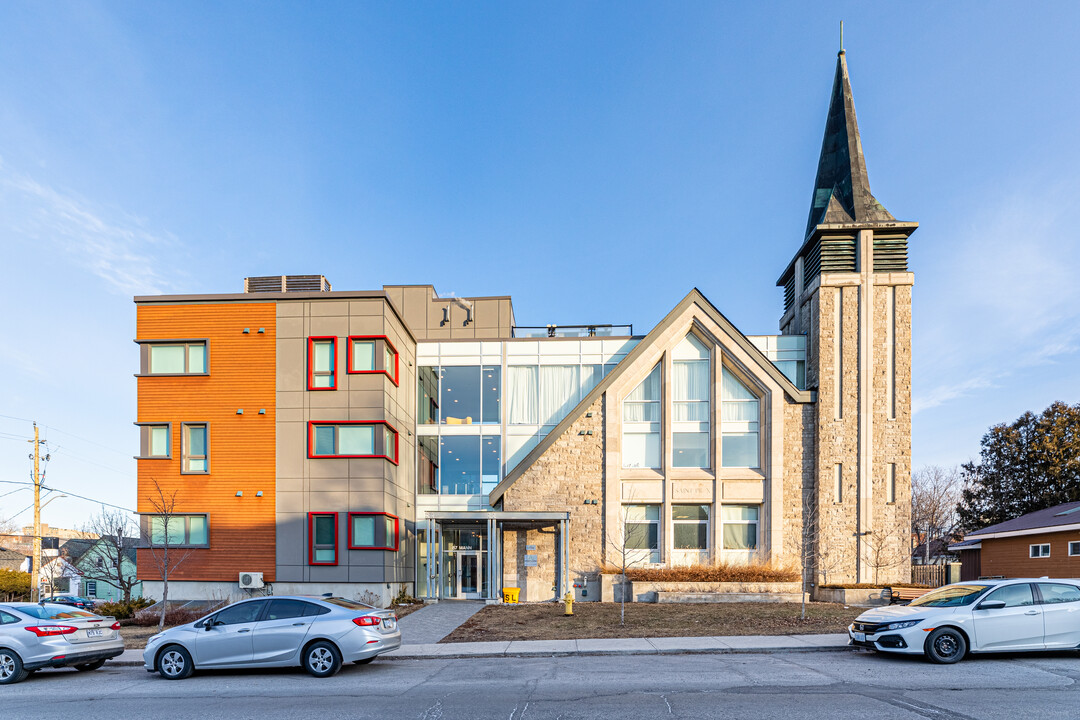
[805,50,895,237]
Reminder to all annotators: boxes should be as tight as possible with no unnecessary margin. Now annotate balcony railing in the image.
[512,324,633,339]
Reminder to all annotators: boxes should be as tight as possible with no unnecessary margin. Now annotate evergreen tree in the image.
[957,401,1080,531]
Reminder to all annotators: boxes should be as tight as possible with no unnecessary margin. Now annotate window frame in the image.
[307,421,400,464]
[672,505,710,551]
[623,504,661,563]
[347,512,400,551]
[721,504,760,551]
[720,365,761,469]
[141,513,210,548]
[308,512,339,566]
[135,422,172,459]
[1030,543,1051,558]
[307,336,338,391]
[136,339,210,377]
[180,422,210,474]
[1069,541,1080,557]
[347,335,400,386]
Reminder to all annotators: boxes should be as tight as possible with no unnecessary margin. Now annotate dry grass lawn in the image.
[441,602,859,643]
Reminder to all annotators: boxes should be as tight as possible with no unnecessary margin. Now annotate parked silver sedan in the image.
[143,595,401,679]
[0,602,124,684]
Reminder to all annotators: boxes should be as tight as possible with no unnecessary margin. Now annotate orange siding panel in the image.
[136,303,277,582]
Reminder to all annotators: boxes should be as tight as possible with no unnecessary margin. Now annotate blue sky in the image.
[1,2,1079,529]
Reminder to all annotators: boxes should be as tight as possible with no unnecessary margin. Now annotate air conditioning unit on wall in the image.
[238,572,264,589]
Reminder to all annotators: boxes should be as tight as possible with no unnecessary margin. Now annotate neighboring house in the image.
[134,49,917,605]
[70,537,143,602]
[0,547,27,572]
[952,501,1080,580]
[911,538,958,566]
[38,554,81,596]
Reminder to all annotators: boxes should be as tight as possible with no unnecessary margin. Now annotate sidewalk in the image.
[109,633,851,667]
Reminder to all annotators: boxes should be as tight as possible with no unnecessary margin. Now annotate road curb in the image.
[381,646,851,660]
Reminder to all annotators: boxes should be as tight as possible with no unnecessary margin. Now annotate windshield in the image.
[908,584,991,607]
[17,604,99,620]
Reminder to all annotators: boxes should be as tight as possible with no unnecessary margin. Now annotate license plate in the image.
[852,632,865,642]
[382,619,396,630]
[86,629,104,637]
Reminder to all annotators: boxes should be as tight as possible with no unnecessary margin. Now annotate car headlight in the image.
[885,619,923,631]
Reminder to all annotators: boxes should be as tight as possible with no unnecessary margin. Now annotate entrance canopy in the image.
[420,511,570,602]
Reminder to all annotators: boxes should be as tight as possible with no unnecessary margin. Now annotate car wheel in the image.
[353,657,375,665]
[156,645,194,680]
[75,659,107,672]
[924,627,967,664]
[0,649,29,685]
[303,641,342,678]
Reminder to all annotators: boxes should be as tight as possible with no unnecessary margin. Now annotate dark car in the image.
[46,596,96,610]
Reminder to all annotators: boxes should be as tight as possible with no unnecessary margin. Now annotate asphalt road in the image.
[5,649,1080,719]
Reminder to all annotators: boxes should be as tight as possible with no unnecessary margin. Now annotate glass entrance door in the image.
[457,551,480,599]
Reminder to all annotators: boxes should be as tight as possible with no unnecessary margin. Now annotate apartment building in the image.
[135,50,915,604]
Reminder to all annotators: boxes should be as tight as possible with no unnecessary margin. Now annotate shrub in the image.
[391,585,420,607]
[0,570,31,601]
[820,583,932,590]
[94,597,155,620]
[130,607,205,627]
[600,562,799,584]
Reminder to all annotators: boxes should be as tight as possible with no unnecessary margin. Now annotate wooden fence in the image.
[911,564,948,587]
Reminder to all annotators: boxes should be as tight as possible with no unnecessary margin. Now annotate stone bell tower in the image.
[777,50,916,584]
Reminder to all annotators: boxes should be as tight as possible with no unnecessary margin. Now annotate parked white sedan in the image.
[849,578,1080,663]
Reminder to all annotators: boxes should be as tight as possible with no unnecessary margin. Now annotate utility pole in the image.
[29,423,43,602]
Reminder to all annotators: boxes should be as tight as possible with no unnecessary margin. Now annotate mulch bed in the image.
[440,602,860,644]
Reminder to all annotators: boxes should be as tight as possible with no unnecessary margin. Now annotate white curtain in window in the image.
[507,366,538,424]
[581,364,602,395]
[624,364,661,422]
[540,365,579,425]
[673,360,709,421]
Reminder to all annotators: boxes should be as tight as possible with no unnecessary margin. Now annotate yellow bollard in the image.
[564,591,574,616]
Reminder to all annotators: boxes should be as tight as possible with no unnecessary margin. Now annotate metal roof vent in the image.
[244,275,332,293]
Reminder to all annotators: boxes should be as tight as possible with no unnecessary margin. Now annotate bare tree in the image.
[911,465,962,564]
[863,521,910,586]
[791,493,845,619]
[605,504,653,626]
[80,508,141,602]
[141,481,193,631]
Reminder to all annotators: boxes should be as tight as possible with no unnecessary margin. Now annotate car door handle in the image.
[237,628,251,632]
[292,623,306,626]
[1024,610,1040,615]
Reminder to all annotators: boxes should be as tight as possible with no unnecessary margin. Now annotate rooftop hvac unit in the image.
[238,571,264,589]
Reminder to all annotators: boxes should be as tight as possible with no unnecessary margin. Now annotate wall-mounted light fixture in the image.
[257,328,265,334]
[256,491,264,498]
[235,491,243,497]
[242,328,250,334]
[258,409,266,415]
[236,409,244,415]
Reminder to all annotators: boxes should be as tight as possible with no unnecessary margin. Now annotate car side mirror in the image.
[978,600,1007,610]
[203,619,216,630]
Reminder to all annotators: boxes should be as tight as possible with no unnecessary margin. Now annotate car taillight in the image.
[25,625,78,637]
[110,622,121,630]
[352,616,381,627]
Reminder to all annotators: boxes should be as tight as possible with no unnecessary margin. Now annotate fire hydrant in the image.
[564,591,574,616]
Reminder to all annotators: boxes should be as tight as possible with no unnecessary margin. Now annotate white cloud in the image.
[913,178,1080,415]
[0,158,177,296]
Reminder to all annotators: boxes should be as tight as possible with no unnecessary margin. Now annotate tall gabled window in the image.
[348,336,400,386]
[622,364,661,469]
[721,367,759,468]
[672,334,710,468]
[309,513,338,565]
[308,337,337,390]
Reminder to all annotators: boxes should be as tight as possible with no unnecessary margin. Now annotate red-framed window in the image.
[308,512,338,565]
[348,512,400,551]
[307,421,400,465]
[307,337,337,390]
[347,335,399,386]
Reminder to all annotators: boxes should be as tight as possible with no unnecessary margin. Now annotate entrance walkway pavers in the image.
[112,631,852,667]
[395,600,486,645]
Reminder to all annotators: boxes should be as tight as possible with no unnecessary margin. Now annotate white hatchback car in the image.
[143,595,401,679]
[849,578,1080,663]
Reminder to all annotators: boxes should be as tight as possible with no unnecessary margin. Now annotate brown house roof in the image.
[966,501,1080,540]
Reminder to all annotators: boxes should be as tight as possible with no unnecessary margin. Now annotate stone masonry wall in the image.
[780,401,817,570]
[502,397,605,600]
